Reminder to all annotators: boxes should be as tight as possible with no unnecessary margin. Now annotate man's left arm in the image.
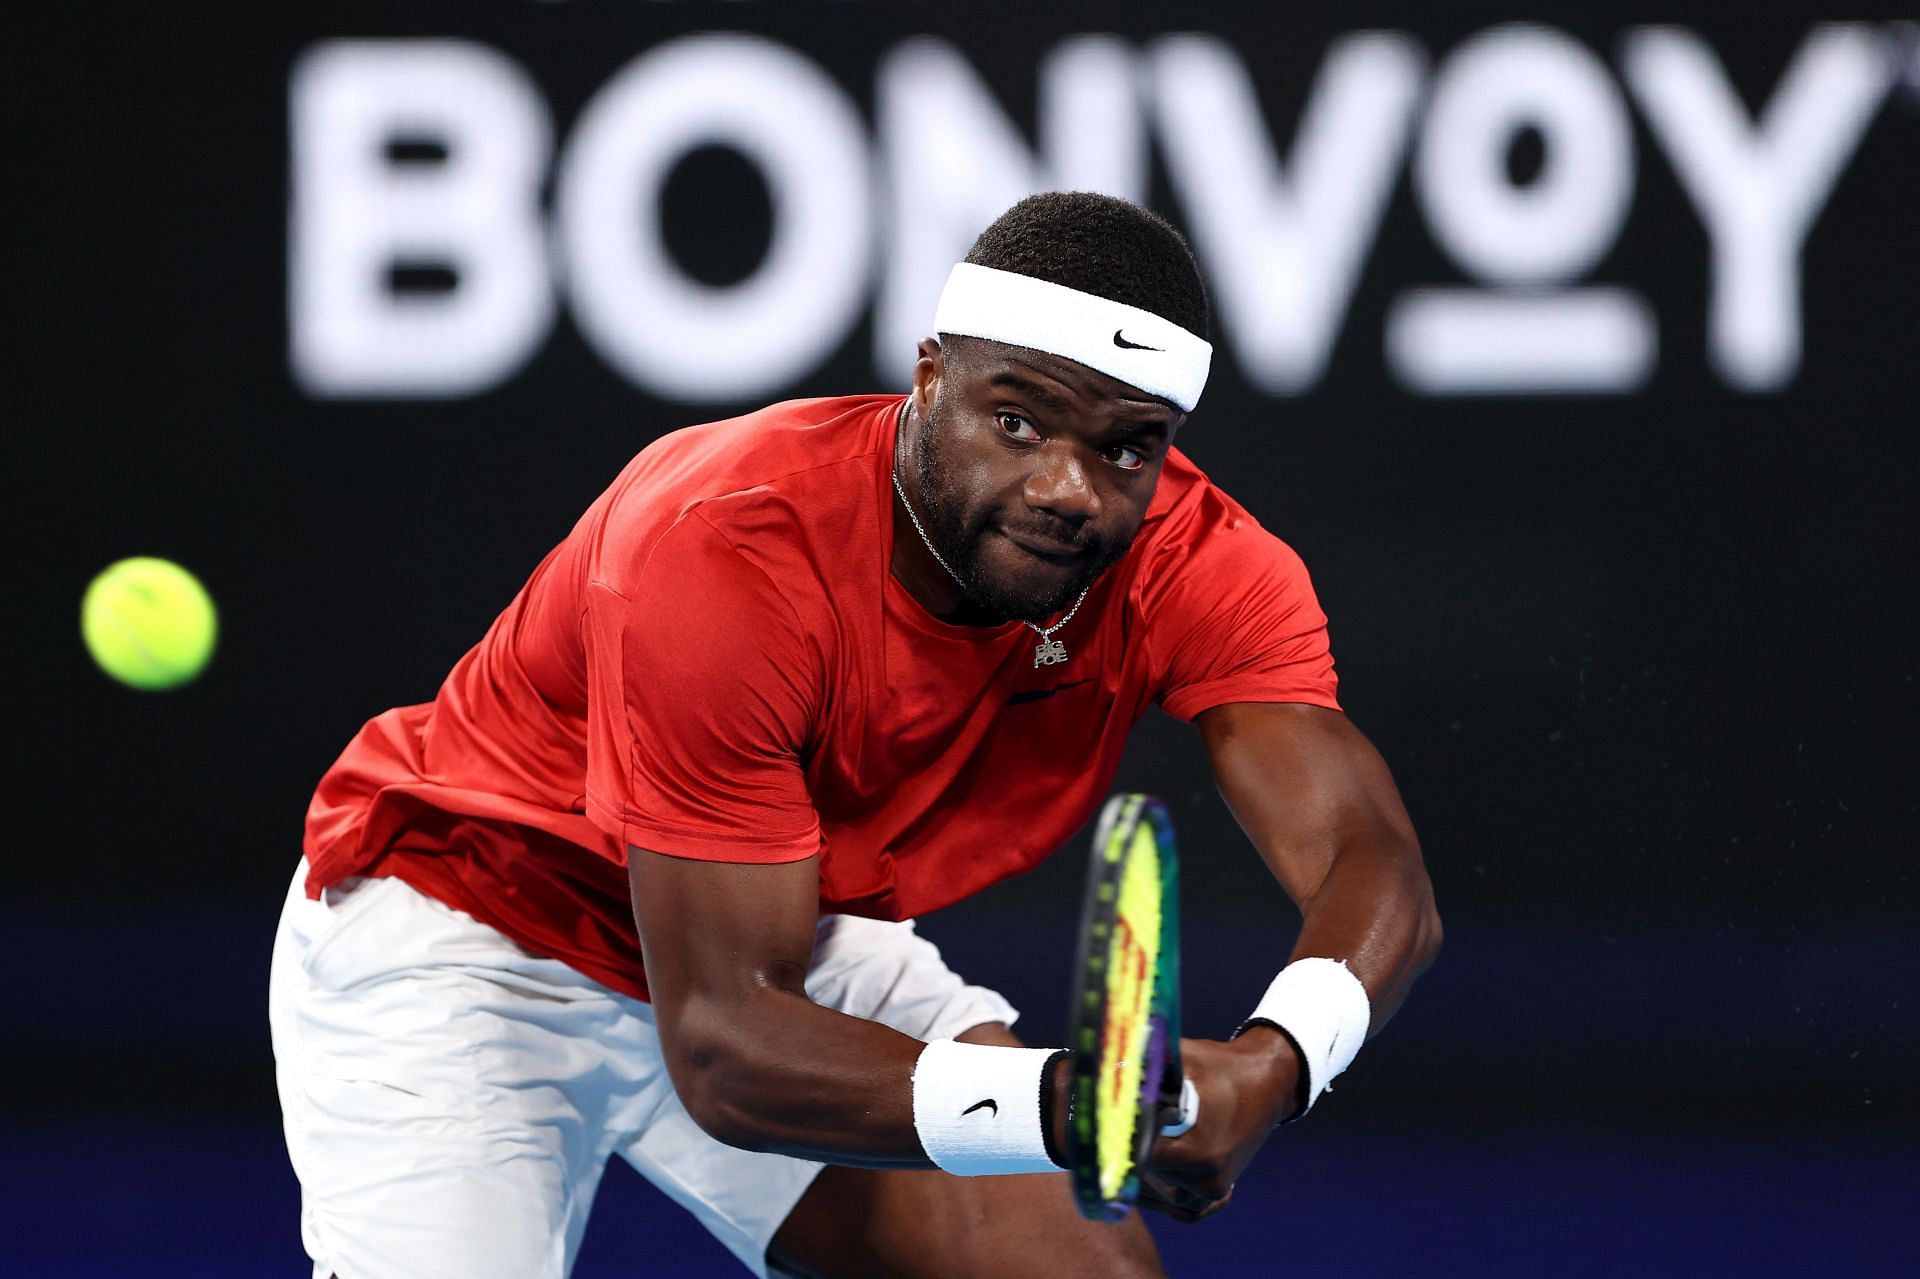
[1140,700,1441,1218]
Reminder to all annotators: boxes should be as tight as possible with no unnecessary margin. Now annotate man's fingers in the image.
[1139,1194,1203,1224]
[1139,1193,1230,1225]
[1137,1182,1202,1225]
[1139,1173,1234,1225]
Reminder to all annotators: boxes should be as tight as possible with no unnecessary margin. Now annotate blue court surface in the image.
[2,1121,1911,1276]
[4,911,1913,1275]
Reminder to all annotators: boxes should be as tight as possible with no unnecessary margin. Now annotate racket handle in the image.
[1159,1076,1200,1138]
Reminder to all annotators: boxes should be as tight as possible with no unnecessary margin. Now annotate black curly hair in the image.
[959,191,1209,339]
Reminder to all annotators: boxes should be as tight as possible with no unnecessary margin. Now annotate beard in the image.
[910,396,1135,624]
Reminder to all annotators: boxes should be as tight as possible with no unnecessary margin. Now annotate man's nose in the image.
[1024,447,1100,525]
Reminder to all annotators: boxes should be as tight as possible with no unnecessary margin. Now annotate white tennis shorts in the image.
[268,859,1019,1279]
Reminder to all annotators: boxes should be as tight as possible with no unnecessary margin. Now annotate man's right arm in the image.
[627,846,943,1169]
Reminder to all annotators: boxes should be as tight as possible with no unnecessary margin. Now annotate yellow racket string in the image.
[1096,822,1164,1201]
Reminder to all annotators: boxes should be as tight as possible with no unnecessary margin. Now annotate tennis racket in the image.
[1065,793,1194,1221]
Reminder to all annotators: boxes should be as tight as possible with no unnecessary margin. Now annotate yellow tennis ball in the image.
[81,557,219,691]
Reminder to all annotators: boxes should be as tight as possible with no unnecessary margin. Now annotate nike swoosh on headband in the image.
[934,263,1212,411]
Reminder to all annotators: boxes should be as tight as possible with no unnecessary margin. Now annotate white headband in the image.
[933,263,1212,412]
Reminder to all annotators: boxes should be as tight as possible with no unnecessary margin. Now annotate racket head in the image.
[1066,793,1181,1221]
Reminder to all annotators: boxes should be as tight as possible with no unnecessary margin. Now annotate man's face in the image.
[909,336,1185,623]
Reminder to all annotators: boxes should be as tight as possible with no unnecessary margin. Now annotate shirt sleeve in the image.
[583,510,824,863]
[1141,484,1341,723]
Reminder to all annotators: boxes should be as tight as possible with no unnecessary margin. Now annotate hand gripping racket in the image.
[1065,793,1197,1221]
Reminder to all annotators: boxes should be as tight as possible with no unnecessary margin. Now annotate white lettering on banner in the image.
[289,41,554,396]
[1390,24,1652,394]
[875,36,1146,383]
[1623,25,1895,391]
[1150,33,1425,395]
[556,34,870,401]
[1388,290,1656,395]
[1418,25,1636,284]
[285,26,1898,404]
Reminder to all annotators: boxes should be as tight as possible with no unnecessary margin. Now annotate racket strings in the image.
[1095,827,1164,1200]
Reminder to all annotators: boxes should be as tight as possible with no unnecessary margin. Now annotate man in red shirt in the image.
[272,192,1440,1278]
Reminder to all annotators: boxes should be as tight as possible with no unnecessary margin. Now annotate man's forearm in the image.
[1287,832,1441,1032]
[1198,703,1441,1037]
[660,983,939,1167]
[630,848,1066,1175]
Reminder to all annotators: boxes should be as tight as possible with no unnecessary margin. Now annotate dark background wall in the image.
[12,3,1916,1274]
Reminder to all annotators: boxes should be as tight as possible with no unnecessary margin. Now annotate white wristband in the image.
[1241,958,1371,1119]
[911,1039,1062,1176]
[1160,1076,1202,1138]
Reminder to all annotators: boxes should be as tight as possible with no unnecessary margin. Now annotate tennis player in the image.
[271,192,1440,1278]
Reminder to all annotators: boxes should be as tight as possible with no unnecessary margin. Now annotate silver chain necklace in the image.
[890,436,1090,669]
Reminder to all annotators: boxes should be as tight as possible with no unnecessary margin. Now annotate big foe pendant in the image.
[1034,637,1069,667]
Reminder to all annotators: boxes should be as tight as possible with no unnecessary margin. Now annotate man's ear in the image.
[911,337,944,416]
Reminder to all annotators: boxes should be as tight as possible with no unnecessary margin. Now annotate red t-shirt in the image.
[303,395,1339,1000]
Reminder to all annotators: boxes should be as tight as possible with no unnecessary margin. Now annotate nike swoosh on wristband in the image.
[1113,330,1162,351]
[961,1098,999,1118]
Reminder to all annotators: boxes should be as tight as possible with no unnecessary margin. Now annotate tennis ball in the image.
[81,557,219,691]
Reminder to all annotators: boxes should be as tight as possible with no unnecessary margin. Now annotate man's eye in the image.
[1105,445,1148,472]
[997,413,1040,441]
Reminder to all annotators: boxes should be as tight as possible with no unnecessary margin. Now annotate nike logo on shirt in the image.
[1007,678,1093,707]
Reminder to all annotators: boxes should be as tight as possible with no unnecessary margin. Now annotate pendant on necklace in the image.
[1034,637,1069,668]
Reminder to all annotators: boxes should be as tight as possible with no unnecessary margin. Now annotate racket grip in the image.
[1159,1076,1200,1138]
